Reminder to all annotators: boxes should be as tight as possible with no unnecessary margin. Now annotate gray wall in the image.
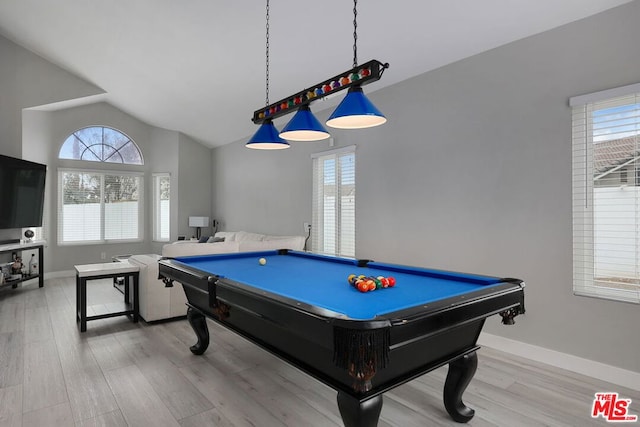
[0,33,103,253]
[0,36,103,269]
[212,1,640,373]
[146,128,180,255]
[178,134,213,239]
[212,141,315,236]
[0,34,102,160]
[1,32,213,269]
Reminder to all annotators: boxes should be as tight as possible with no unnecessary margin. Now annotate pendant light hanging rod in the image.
[325,0,388,130]
[352,0,358,68]
[264,0,270,107]
[246,0,289,149]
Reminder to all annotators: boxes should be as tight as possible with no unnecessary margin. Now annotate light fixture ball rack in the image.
[251,59,389,125]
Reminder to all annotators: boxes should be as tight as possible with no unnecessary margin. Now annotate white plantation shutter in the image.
[571,84,640,303]
[312,146,356,257]
[153,173,171,242]
[58,169,143,244]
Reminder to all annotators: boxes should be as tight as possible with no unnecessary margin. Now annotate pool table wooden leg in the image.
[443,351,478,423]
[337,392,383,427]
[187,307,210,355]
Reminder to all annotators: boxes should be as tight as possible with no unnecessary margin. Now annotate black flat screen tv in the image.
[0,154,46,229]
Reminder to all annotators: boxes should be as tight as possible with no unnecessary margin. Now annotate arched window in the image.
[59,126,143,164]
[57,126,144,245]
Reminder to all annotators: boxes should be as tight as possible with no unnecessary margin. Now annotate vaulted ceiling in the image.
[0,0,632,147]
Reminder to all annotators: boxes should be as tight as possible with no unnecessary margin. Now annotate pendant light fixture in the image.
[245,118,288,149]
[279,105,331,141]
[248,2,389,146]
[326,0,387,129]
[246,0,289,150]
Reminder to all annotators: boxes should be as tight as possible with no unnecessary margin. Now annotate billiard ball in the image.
[259,258,267,266]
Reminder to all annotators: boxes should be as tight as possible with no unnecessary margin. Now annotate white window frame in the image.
[570,82,640,304]
[59,126,143,164]
[57,168,144,245]
[152,173,171,242]
[311,145,356,257]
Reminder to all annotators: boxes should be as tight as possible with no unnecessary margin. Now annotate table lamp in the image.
[188,216,209,239]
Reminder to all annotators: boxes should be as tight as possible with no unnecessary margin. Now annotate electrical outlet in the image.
[303,222,311,233]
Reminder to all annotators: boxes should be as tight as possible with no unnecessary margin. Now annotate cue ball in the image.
[259,258,267,265]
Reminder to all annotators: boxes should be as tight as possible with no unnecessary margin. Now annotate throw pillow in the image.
[207,236,225,243]
[198,235,210,243]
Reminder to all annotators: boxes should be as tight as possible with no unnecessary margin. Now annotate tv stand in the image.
[0,238,20,245]
[0,240,46,288]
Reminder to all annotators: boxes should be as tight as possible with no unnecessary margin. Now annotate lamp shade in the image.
[279,105,331,141]
[188,216,209,227]
[326,86,387,129]
[246,120,290,150]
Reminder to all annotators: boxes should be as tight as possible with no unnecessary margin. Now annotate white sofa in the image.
[129,231,306,321]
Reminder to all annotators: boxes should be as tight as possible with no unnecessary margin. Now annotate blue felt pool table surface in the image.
[172,250,505,320]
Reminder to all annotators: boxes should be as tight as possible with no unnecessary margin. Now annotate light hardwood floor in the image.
[0,277,638,427]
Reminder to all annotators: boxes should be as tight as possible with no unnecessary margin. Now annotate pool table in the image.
[158,250,525,427]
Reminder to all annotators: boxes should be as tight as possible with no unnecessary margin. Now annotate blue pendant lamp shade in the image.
[326,86,386,129]
[246,119,290,150]
[279,104,331,141]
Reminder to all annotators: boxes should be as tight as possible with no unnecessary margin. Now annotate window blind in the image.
[572,88,640,303]
[311,146,356,257]
[153,173,170,242]
[58,169,143,244]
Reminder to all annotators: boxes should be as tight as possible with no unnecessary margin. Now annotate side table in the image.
[75,261,140,332]
[112,254,133,294]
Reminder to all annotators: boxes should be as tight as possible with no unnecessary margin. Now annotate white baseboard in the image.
[44,270,74,280]
[478,333,640,392]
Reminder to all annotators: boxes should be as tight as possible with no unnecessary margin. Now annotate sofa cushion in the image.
[214,231,237,241]
[238,236,305,252]
[234,231,266,242]
[162,241,240,258]
[263,234,302,241]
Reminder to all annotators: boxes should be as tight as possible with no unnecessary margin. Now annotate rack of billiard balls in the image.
[348,274,396,293]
